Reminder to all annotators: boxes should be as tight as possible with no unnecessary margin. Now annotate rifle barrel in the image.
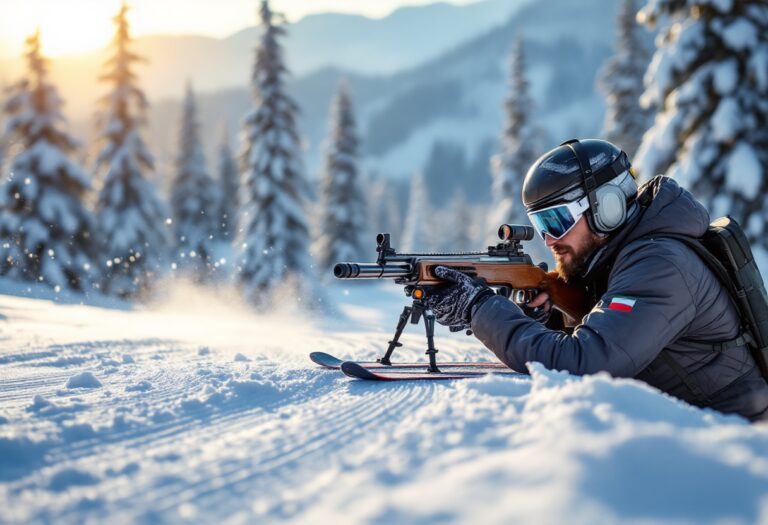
[334,262,411,279]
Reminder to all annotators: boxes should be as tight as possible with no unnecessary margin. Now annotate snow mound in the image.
[1,290,766,523]
[125,380,152,392]
[293,363,768,524]
[65,372,102,389]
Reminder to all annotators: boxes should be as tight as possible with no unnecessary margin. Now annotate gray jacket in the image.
[471,176,768,421]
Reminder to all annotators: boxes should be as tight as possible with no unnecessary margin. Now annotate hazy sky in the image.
[0,0,482,57]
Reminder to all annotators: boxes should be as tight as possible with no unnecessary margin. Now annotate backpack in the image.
[659,216,768,381]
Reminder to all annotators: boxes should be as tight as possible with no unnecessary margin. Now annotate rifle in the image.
[334,224,590,372]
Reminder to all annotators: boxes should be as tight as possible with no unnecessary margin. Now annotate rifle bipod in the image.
[376,302,441,373]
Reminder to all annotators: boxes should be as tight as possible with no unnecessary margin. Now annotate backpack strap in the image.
[678,332,753,352]
[658,350,712,405]
[639,233,751,404]
[640,233,751,353]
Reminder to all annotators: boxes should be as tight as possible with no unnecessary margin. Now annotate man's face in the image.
[544,216,605,282]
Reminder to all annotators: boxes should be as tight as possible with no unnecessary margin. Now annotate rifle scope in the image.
[334,262,411,279]
[498,224,534,242]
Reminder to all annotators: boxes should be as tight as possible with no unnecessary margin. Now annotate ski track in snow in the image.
[0,285,767,524]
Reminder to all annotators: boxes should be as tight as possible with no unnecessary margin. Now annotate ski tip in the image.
[309,352,344,368]
[341,361,383,380]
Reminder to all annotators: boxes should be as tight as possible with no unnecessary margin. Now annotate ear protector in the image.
[560,139,633,234]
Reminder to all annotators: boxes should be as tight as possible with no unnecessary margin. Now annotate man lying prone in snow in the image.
[423,139,768,422]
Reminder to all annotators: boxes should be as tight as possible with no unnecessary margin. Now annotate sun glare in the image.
[34,1,116,56]
[0,0,118,58]
[0,0,480,60]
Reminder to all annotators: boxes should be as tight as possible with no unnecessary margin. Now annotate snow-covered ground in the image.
[1,281,767,524]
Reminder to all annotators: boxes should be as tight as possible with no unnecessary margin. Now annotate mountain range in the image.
[2,0,651,205]
[0,0,528,114]
[148,0,642,203]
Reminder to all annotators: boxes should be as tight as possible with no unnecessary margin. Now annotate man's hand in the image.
[420,266,495,326]
[522,291,552,324]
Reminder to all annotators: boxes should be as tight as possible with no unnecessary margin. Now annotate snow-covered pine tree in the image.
[424,141,467,207]
[438,191,473,252]
[383,184,403,241]
[0,31,96,292]
[313,82,367,271]
[170,83,220,282]
[94,3,170,298]
[238,0,313,307]
[367,176,402,243]
[489,35,541,233]
[365,176,384,236]
[634,0,768,259]
[217,127,238,241]
[597,0,652,157]
[401,173,431,253]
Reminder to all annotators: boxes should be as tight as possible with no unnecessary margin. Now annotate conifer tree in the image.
[313,82,367,271]
[436,191,473,252]
[424,141,467,207]
[401,173,431,253]
[598,0,652,157]
[634,0,768,258]
[450,191,473,251]
[367,176,402,243]
[489,35,540,232]
[217,127,239,241]
[170,83,220,282]
[383,185,403,242]
[94,3,170,298]
[0,31,96,291]
[238,0,313,307]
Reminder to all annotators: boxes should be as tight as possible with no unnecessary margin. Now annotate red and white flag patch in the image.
[608,296,636,312]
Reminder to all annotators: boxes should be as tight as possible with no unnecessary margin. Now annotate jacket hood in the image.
[587,176,710,274]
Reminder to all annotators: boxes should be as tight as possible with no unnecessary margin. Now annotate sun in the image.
[14,0,118,57]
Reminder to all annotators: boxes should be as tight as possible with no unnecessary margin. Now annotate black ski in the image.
[340,361,525,381]
[310,351,507,371]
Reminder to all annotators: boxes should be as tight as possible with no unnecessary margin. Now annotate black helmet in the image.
[522,139,636,234]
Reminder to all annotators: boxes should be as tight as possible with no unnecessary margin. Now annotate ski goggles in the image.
[527,196,590,240]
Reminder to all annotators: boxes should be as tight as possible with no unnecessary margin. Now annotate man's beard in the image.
[554,233,606,282]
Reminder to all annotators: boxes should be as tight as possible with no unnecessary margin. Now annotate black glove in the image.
[515,291,552,324]
[521,297,553,324]
[420,266,495,327]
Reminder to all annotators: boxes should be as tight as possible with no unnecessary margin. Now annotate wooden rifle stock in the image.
[416,261,590,322]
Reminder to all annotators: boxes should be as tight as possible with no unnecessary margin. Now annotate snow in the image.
[65,372,103,389]
[0,282,767,524]
[721,18,758,52]
[750,45,768,92]
[713,59,738,95]
[711,97,741,142]
[754,246,768,280]
[725,143,762,201]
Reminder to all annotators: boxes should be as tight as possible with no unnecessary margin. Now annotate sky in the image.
[0,0,482,57]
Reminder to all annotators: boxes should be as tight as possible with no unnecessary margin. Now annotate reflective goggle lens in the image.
[528,199,587,240]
